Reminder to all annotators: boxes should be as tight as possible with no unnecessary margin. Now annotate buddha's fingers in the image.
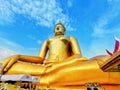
[3,55,19,72]
[1,58,10,73]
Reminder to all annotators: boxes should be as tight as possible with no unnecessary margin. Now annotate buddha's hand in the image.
[1,55,20,74]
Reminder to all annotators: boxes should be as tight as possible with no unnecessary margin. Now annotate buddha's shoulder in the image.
[48,36,70,41]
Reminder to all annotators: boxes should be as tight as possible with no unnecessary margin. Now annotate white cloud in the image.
[83,38,115,58]
[0,47,38,62]
[92,0,120,37]
[0,0,14,25]
[0,37,23,51]
[66,24,74,31]
[84,3,120,59]
[0,0,70,28]
[0,37,39,57]
[91,3,120,42]
[0,47,16,61]
[89,40,110,56]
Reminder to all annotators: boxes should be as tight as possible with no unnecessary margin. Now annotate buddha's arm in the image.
[21,40,48,63]
[13,40,48,63]
[19,55,44,63]
[38,40,48,60]
[70,36,82,57]
[2,40,48,73]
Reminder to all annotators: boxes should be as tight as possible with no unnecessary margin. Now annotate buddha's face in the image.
[54,24,66,36]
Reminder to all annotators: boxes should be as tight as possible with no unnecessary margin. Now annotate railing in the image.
[0,74,40,90]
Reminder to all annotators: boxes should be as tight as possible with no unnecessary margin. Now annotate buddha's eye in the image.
[57,27,59,30]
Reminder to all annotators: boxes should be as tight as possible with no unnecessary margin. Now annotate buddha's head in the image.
[54,22,66,36]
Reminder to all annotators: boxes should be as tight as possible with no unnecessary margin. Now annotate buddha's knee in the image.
[89,55,110,66]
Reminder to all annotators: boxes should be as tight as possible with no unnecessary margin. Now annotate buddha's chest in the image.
[47,36,70,45]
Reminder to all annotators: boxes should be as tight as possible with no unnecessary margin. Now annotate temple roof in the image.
[101,50,120,72]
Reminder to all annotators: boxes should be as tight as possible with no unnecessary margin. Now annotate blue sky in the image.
[0,0,120,61]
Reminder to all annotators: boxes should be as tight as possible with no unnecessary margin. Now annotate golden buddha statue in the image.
[1,23,120,90]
